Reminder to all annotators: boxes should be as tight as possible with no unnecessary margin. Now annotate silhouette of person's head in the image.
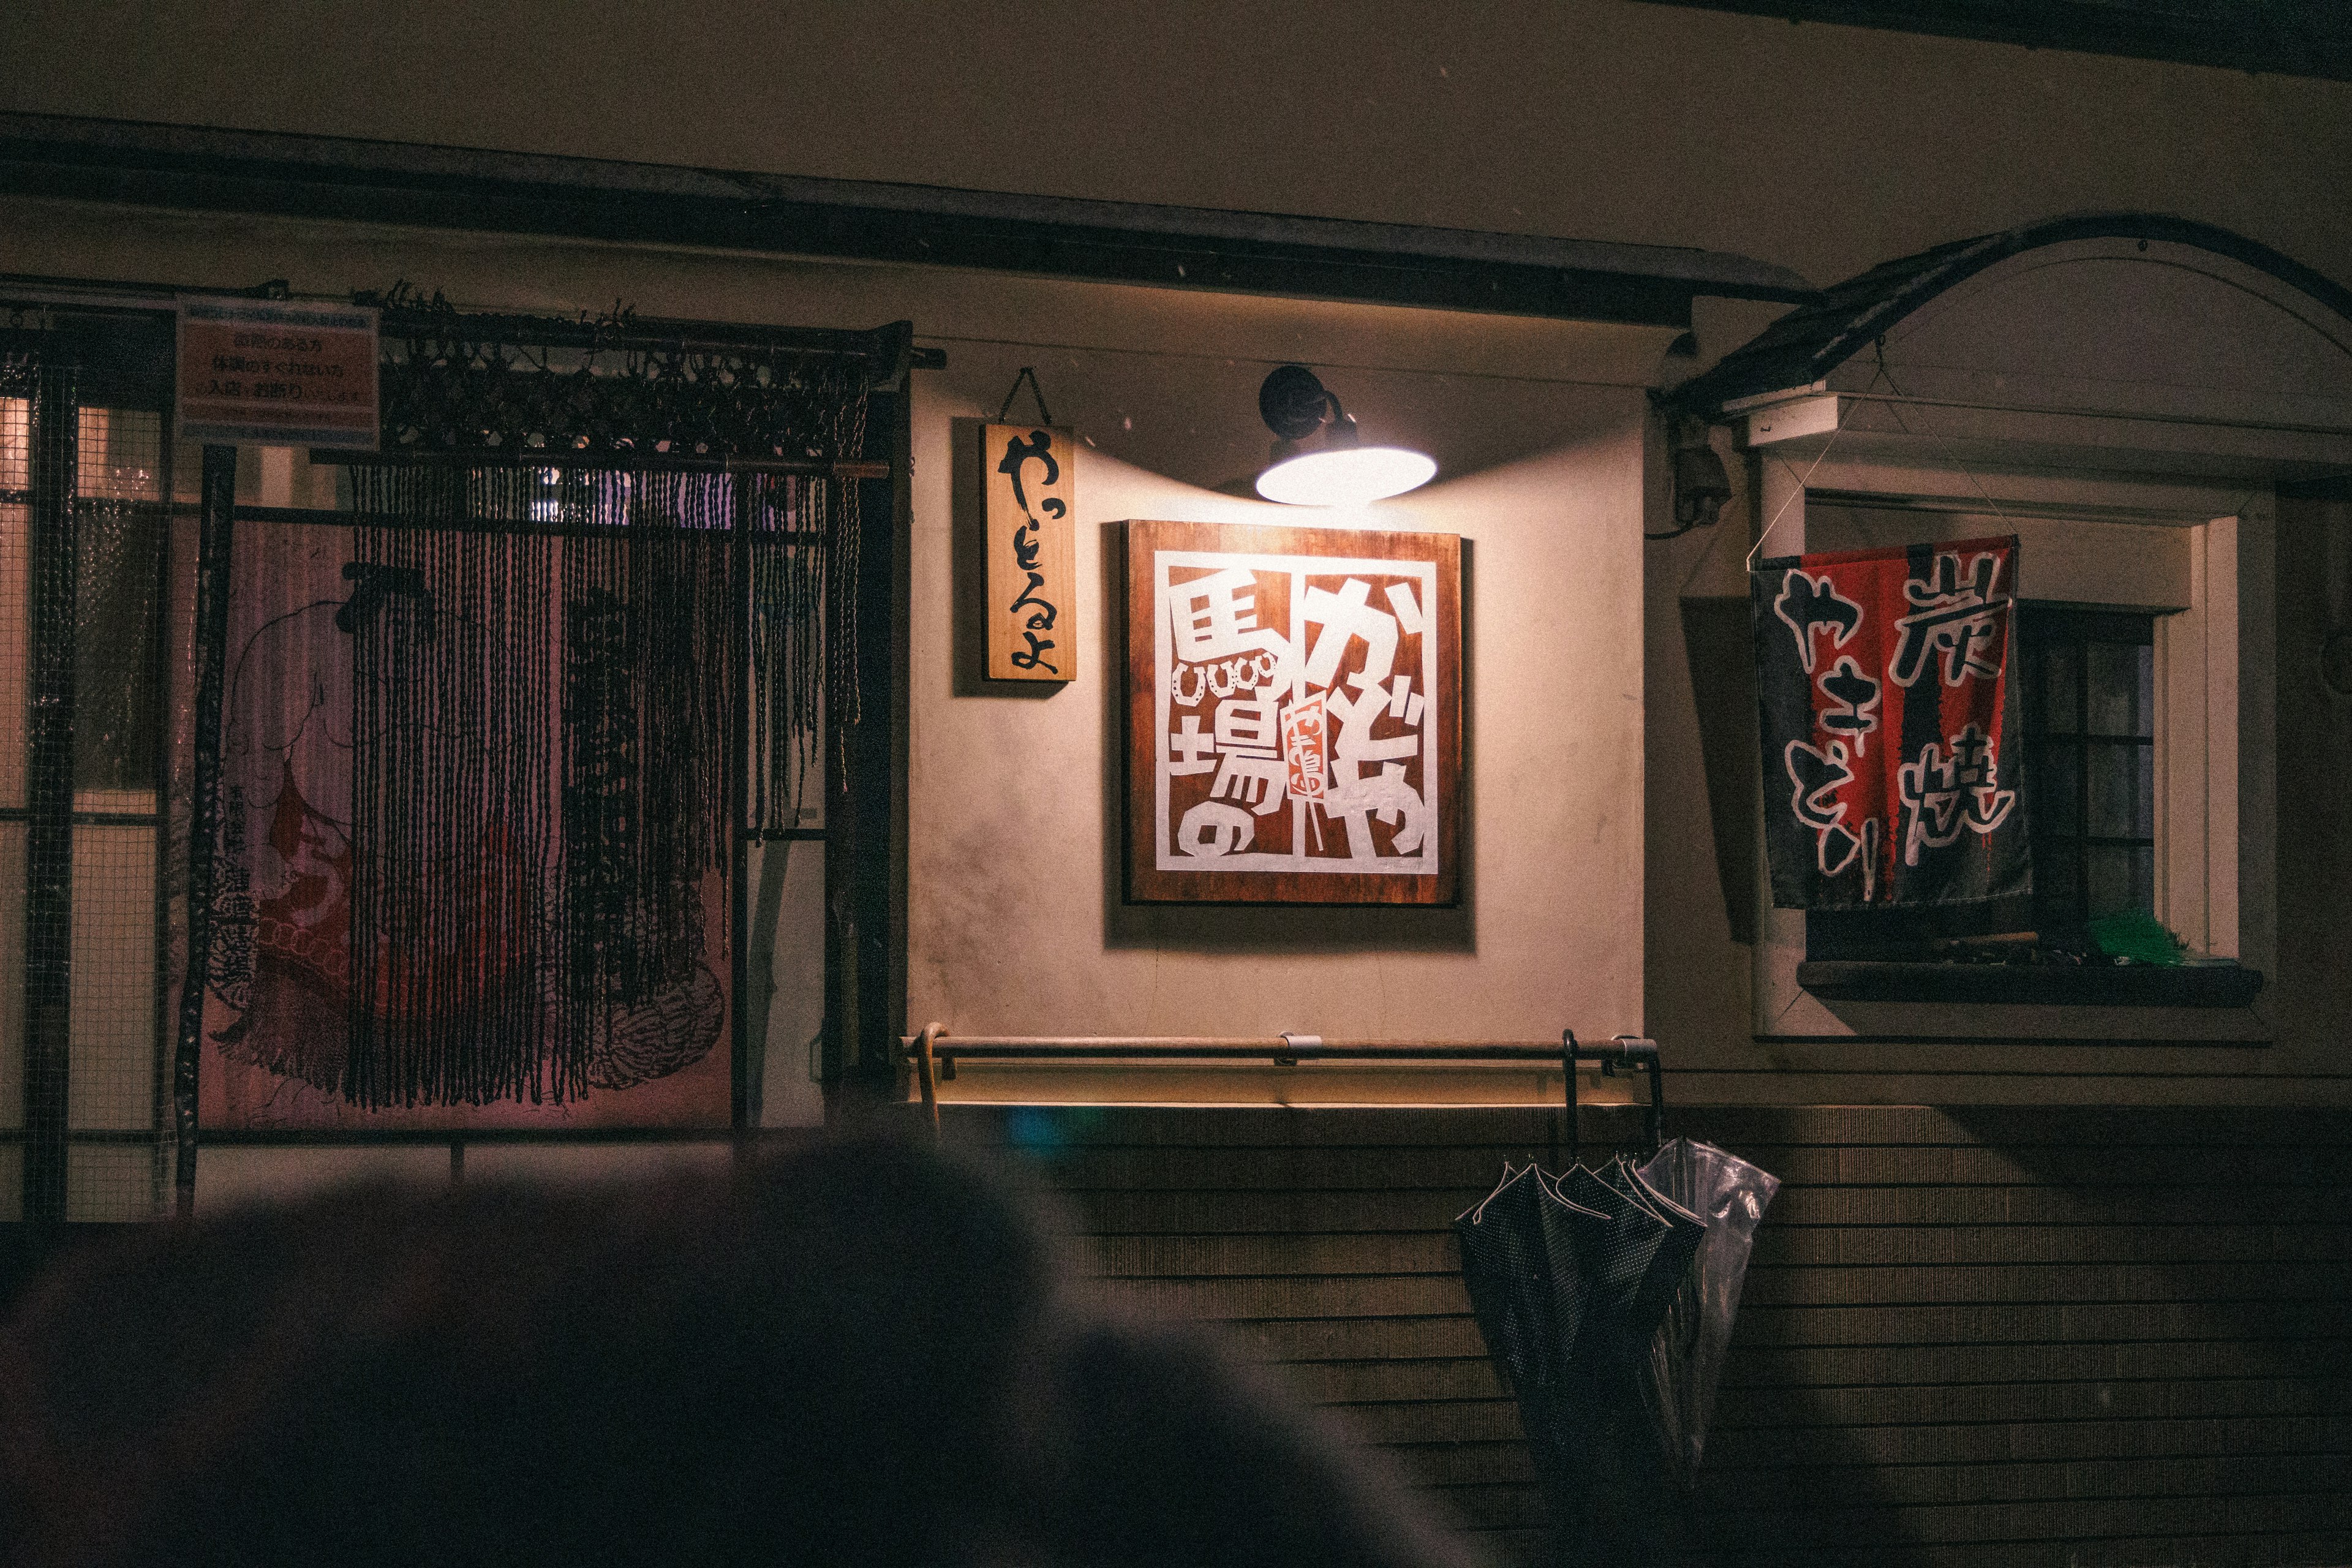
[0,1137,1472,1568]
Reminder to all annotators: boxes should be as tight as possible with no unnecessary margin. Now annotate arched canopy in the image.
[1675,214,2352,484]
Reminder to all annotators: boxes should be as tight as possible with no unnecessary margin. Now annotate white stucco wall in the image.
[903,355,1653,1058]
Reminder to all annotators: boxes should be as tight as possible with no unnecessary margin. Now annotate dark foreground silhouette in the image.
[0,1136,1477,1568]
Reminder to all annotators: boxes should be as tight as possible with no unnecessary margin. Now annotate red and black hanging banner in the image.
[1751,536,2029,910]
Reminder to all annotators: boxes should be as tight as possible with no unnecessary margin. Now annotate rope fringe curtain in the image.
[190,301,888,1121]
[207,464,853,1112]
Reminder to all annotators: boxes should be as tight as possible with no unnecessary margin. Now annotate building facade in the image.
[2,4,2349,1562]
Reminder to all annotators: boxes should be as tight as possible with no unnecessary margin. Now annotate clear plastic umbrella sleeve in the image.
[1607,1159,1708,1345]
[1634,1137,1782,1487]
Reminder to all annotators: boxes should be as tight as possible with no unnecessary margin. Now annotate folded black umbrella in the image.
[1453,1164,1605,1411]
[1497,1159,1684,1568]
[1548,1159,1673,1359]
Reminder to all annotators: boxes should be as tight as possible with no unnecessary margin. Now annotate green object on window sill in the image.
[2084,911,2188,967]
[1795,959,2263,1008]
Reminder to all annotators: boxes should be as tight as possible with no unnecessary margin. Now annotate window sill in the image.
[1795,960,2265,1009]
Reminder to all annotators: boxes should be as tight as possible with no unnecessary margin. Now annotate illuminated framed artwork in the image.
[1124,518,1462,905]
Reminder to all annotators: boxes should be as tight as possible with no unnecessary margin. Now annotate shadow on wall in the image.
[2273,489,2352,1047]
[1094,519,1477,955]
[1931,1104,2352,1561]
[1679,595,1760,949]
[1672,1387,1928,1566]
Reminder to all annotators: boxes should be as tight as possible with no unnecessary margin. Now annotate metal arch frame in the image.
[1635,0,2352,83]
[1670,212,2352,420]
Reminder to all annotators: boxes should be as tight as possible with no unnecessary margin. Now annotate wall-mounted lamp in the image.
[1667,410,1733,531]
[1255,364,1436,506]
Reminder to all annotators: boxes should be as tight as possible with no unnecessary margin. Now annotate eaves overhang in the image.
[0,113,1815,331]
[1671,212,2352,418]
[1637,0,2352,83]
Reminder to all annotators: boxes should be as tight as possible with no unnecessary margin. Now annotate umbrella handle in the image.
[1609,1035,1667,1156]
[1560,1028,1579,1167]
[1638,1042,1665,1156]
[914,1022,945,1142]
[1560,1032,1667,1161]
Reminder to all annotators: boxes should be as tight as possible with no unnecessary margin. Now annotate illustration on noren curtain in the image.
[200,469,761,1131]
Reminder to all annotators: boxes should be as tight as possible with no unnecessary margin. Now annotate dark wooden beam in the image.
[0,113,1814,328]
[1637,0,2352,81]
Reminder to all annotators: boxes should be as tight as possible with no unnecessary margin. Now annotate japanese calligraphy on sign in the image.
[983,423,1077,681]
[1751,535,2028,910]
[176,296,380,450]
[1126,519,1461,905]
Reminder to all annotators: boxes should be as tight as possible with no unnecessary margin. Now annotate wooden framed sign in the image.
[1125,519,1462,905]
[983,423,1077,680]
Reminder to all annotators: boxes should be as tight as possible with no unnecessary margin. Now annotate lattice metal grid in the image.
[1,393,26,1220]
[2,303,893,1212]
[3,382,178,1223]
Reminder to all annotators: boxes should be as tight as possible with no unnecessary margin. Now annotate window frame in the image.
[1749,459,2272,1042]
[2018,603,2160,933]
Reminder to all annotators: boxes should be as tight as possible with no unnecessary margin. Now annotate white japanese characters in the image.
[1153,546,1440,876]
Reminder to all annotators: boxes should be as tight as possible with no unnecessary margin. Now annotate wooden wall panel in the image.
[945,1104,2352,1568]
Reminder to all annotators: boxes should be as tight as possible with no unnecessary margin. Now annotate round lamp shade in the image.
[1254,446,1436,507]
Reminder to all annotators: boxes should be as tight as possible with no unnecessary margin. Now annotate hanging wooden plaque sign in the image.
[982,423,1077,681]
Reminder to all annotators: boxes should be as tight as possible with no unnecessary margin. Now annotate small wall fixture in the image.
[1668,411,1732,530]
[1255,364,1435,506]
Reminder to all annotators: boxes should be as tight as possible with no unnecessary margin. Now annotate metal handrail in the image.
[897,1026,1667,1150]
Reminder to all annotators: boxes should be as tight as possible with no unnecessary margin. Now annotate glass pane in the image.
[69,824,159,1131]
[0,500,24,812]
[1,396,26,812]
[66,1142,160,1222]
[2034,840,2079,910]
[0,821,22,1129]
[751,673,824,832]
[2041,641,2079,734]
[76,408,164,503]
[75,409,165,804]
[749,515,825,832]
[2086,641,2154,737]
[2086,843,2155,919]
[2086,741,2154,839]
[746,837,827,1129]
[0,394,26,492]
[2032,744,2079,837]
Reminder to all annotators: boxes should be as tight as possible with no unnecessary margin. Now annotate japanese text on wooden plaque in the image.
[984,423,1076,681]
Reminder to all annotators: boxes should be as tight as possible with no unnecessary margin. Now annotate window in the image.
[1776,499,2264,1022]
[2,364,183,1223]
[2019,606,2156,932]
